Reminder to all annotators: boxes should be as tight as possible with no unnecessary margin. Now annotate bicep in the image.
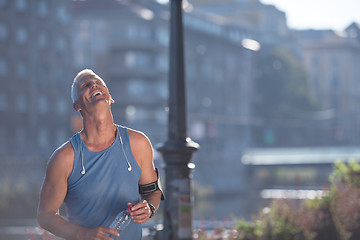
[38,146,73,215]
[138,152,157,185]
[39,173,67,214]
[129,130,157,185]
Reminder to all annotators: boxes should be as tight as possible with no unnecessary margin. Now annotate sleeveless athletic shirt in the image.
[64,125,142,240]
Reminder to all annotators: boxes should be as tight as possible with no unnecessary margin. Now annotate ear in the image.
[73,102,81,112]
[109,94,115,104]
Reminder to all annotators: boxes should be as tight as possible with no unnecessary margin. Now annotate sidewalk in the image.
[0,219,162,240]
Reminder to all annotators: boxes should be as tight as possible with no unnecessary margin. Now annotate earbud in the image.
[81,163,86,174]
[80,145,86,175]
[118,128,132,172]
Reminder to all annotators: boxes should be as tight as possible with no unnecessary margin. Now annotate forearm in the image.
[141,190,162,211]
[37,212,85,240]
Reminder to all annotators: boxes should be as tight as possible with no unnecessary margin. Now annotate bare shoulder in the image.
[50,141,74,164]
[128,128,152,149]
[46,141,75,180]
[128,128,153,167]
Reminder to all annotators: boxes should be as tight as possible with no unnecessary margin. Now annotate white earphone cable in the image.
[81,144,86,175]
[80,127,132,175]
[119,132,132,172]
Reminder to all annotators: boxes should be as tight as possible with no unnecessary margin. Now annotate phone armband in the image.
[138,168,165,200]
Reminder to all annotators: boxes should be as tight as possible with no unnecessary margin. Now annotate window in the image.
[56,98,67,115]
[0,0,6,8]
[57,4,69,23]
[156,27,169,45]
[16,26,27,45]
[79,20,90,40]
[136,53,150,67]
[125,52,150,68]
[38,1,48,17]
[138,25,151,39]
[56,37,66,53]
[155,81,167,100]
[74,52,85,68]
[56,129,66,147]
[125,105,136,123]
[125,52,136,67]
[0,58,8,77]
[15,0,26,11]
[0,92,8,111]
[125,23,137,39]
[0,127,6,154]
[127,79,146,96]
[125,23,151,40]
[156,54,168,72]
[15,127,26,153]
[0,22,8,41]
[38,127,48,148]
[37,95,48,114]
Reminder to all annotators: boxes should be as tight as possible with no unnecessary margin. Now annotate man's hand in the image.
[129,200,152,223]
[75,226,120,240]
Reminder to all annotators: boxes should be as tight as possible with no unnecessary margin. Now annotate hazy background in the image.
[1,0,360,234]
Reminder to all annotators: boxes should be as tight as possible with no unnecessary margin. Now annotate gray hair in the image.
[71,69,106,103]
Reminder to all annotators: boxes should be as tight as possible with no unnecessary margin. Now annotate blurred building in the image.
[2,0,359,223]
[189,0,290,43]
[192,0,360,149]
[184,12,257,219]
[0,0,73,159]
[0,0,73,218]
[292,24,360,146]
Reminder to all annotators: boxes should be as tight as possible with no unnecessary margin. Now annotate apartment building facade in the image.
[0,0,73,218]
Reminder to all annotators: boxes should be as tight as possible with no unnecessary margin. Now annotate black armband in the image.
[139,168,165,200]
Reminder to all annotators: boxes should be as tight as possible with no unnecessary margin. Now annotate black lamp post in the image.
[157,0,199,239]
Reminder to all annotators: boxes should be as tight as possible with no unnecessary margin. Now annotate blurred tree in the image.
[255,46,315,118]
[253,45,317,147]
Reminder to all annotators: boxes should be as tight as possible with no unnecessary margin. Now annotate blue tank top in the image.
[64,125,142,240]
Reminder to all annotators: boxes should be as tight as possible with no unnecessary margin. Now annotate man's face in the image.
[74,75,113,112]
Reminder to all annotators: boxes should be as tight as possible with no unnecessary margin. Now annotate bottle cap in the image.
[127,204,134,212]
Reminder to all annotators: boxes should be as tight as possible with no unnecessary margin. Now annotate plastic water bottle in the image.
[109,205,133,234]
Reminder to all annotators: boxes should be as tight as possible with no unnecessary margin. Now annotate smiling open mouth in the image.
[92,91,102,98]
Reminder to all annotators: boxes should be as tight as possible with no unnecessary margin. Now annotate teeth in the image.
[92,91,102,97]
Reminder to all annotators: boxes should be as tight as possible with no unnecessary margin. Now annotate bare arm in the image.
[129,130,162,223]
[37,142,119,240]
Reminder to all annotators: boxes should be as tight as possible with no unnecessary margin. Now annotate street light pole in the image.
[157,0,199,239]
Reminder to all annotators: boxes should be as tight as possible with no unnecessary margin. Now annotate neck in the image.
[80,110,116,147]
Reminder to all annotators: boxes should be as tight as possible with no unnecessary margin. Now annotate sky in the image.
[260,0,360,31]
